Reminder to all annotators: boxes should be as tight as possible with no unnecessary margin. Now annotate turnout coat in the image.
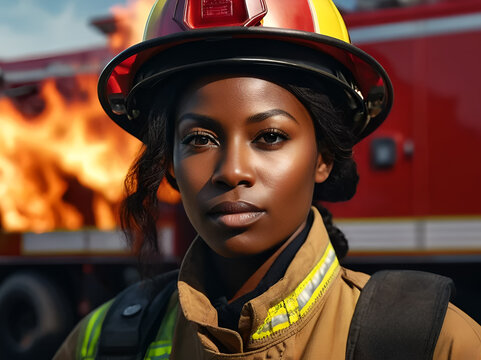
[55,208,481,359]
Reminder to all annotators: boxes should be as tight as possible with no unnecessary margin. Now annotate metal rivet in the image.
[122,304,142,317]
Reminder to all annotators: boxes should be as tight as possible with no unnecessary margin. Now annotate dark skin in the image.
[172,76,332,301]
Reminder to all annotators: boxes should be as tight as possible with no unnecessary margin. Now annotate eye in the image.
[255,129,289,145]
[181,131,218,147]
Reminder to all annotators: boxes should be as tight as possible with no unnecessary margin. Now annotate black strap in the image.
[96,269,179,360]
[346,270,455,360]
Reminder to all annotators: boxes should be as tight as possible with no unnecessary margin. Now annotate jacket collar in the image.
[177,207,340,352]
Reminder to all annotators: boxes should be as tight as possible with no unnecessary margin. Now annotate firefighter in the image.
[55,0,481,359]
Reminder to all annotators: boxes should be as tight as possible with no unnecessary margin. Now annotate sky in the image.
[0,0,125,60]
[0,0,357,61]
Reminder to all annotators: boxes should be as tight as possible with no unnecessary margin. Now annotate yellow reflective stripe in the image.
[145,340,171,359]
[79,300,113,359]
[144,299,178,360]
[252,243,339,340]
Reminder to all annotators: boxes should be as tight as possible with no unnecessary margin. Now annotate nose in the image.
[211,139,255,188]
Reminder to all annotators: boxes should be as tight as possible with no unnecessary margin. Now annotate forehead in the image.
[176,75,311,120]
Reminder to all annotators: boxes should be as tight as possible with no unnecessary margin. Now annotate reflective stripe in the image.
[252,243,340,340]
[337,217,481,251]
[79,300,113,359]
[350,12,481,44]
[145,341,171,359]
[144,300,178,360]
[77,295,177,360]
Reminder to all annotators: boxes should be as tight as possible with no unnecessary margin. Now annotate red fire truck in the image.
[0,0,480,358]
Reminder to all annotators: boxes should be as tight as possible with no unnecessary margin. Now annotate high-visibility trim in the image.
[337,217,481,251]
[144,299,178,360]
[350,12,481,44]
[77,292,177,360]
[79,300,113,359]
[252,242,340,341]
[144,340,171,359]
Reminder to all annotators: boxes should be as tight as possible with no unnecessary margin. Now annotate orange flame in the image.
[0,0,181,233]
[0,77,133,232]
[0,75,180,233]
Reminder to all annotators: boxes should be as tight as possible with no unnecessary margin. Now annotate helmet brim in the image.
[98,26,393,142]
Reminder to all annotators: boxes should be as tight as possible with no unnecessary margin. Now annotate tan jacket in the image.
[55,209,481,359]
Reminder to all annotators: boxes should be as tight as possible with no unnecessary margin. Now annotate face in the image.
[172,76,331,258]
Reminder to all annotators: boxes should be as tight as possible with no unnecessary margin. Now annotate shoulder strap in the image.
[346,270,455,360]
[95,269,179,360]
[78,300,114,360]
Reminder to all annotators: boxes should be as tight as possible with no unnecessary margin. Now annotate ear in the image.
[315,154,333,184]
[168,161,175,179]
[165,162,179,190]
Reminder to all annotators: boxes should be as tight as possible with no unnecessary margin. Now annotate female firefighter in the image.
[55,0,481,359]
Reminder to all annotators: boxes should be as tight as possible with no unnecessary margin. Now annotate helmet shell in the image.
[98,0,393,142]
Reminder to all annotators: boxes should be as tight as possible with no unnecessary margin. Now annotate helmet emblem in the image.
[174,0,267,29]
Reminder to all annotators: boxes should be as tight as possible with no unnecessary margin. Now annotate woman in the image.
[55,0,481,359]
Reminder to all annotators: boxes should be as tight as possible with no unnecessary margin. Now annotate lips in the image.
[207,201,265,228]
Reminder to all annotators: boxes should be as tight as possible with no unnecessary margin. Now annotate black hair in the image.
[121,69,358,262]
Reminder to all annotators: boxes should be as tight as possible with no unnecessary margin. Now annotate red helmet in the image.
[98,0,393,142]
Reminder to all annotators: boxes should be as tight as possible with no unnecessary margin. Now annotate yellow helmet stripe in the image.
[309,0,351,43]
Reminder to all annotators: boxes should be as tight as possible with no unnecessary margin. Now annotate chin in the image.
[211,233,277,258]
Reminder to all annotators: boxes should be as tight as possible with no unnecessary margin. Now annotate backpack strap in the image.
[346,270,455,360]
[96,269,179,360]
[78,300,115,360]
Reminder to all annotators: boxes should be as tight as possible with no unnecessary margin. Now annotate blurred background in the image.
[0,0,480,358]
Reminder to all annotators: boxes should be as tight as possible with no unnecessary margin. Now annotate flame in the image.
[0,0,180,233]
[0,77,131,231]
[0,76,179,233]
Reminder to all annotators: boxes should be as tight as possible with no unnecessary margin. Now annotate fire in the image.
[0,77,130,232]
[0,74,180,233]
[0,0,181,233]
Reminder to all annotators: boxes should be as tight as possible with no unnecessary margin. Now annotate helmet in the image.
[98,0,393,142]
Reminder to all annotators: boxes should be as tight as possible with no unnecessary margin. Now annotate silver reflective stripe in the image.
[270,313,289,328]
[350,12,481,44]
[297,249,335,310]
[256,312,289,334]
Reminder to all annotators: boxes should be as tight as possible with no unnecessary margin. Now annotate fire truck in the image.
[0,0,480,358]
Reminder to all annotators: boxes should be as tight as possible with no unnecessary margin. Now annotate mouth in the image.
[207,201,265,228]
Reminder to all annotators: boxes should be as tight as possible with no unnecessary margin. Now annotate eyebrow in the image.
[177,109,298,125]
[247,109,298,124]
[177,113,214,125]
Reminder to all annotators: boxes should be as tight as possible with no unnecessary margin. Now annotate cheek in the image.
[174,155,210,196]
[259,140,319,198]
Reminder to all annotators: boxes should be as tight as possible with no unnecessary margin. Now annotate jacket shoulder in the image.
[53,315,87,360]
[53,299,114,360]
[340,267,370,290]
[434,303,481,360]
